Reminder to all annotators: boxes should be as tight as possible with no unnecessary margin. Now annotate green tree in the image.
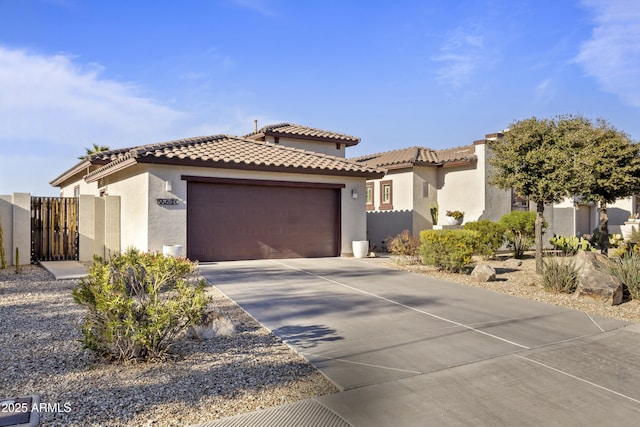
[569,119,640,254]
[488,116,579,273]
[78,143,110,160]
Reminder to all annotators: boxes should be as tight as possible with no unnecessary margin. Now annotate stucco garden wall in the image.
[95,165,149,253]
[0,193,30,266]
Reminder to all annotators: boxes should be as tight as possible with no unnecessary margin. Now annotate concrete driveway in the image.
[199,257,640,426]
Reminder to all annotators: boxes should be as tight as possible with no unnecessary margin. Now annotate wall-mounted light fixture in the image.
[351,189,358,199]
[165,180,173,192]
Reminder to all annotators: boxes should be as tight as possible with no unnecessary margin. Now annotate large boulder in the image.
[574,251,623,306]
[471,264,496,282]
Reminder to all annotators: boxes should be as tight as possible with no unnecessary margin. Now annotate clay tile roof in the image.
[84,134,383,183]
[350,145,476,169]
[245,123,361,146]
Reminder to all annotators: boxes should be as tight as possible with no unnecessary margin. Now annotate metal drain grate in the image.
[193,399,351,427]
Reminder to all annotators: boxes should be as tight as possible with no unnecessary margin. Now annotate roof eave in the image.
[85,158,138,183]
[265,131,360,146]
[83,155,384,180]
[49,159,92,187]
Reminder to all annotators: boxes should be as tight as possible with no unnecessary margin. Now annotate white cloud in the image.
[576,0,640,107]
[0,46,187,149]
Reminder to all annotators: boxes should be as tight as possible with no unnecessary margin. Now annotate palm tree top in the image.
[79,143,110,160]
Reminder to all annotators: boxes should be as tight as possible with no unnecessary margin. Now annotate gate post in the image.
[78,195,121,261]
[13,193,30,266]
[78,195,96,262]
[104,195,121,258]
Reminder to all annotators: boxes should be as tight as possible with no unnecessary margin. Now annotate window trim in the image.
[366,182,374,210]
[379,180,393,210]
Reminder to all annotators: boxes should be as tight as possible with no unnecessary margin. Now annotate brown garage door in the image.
[186,178,341,261]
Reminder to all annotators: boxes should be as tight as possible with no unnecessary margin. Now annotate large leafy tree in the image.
[488,116,581,273]
[569,119,640,254]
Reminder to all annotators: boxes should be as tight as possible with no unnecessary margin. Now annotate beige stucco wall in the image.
[0,195,13,265]
[96,165,149,252]
[437,160,485,224]
[91,164,368,257]
[413,166,438,231]
[0,194,29,265]
[60,178,100,197]
[0,193,31,266]
[264,136,347,157]
[552,195,638,236]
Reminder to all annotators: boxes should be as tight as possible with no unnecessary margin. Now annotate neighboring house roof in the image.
[350,145,476,170]
[51,134,383,186]
[245,123,361,146]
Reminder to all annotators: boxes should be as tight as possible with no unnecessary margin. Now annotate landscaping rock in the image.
[574,251,623,306]
[504,258,523,268]
[471,264,496,282]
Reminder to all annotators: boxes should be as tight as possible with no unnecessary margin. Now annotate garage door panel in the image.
[187,182,339,261]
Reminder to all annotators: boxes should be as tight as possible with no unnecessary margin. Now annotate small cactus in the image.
[0,220,6,269]
[15,247,20,274]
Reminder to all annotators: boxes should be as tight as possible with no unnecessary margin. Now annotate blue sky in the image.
[1,0,639,196]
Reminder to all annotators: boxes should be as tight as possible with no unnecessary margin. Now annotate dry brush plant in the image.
[72,248,211,362]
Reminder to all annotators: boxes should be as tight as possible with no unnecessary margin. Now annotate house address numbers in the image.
[156,198,180,205]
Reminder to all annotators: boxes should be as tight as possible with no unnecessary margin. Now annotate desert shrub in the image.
[420,229,477,272]
[611,242,640,258]
[463,220,505,259]
[72,248,211,362]
[385,230,421,264]
[541,256,578,293]
[499,211,541,258]
[603,252,640,300]
[549,235,595,255]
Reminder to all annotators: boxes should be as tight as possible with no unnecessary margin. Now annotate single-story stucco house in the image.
[351,134,515,247]
[50,123,384,262]
[352,131,640,248]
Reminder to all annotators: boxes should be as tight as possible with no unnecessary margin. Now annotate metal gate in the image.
[31,197,79,263]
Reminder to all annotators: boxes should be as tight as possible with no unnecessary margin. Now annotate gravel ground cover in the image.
[0,266,337,427]
[2,255,638,426]
[375,254,640,324]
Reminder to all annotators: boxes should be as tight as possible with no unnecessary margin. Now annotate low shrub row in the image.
[385,211,539,271]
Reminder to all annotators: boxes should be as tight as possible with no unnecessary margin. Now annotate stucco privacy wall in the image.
[0,193,30,266]
[413,166,438,231]
[0,193,118,264]
[95,165,149,253]
[78,195,121,261]
[366,168,430,247]
[90,164,368,256]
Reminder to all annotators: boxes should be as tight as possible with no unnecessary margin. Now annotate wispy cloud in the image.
[432,26,491,91]
[0,46,188,195]
[534,78,555,104]
[232,0,275,17]
[0,45,275,195]
[0,46,187,148]
[576,0,640,107]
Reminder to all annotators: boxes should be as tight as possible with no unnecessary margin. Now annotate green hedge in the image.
[463,220,505,259]
[420,229,477,272]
